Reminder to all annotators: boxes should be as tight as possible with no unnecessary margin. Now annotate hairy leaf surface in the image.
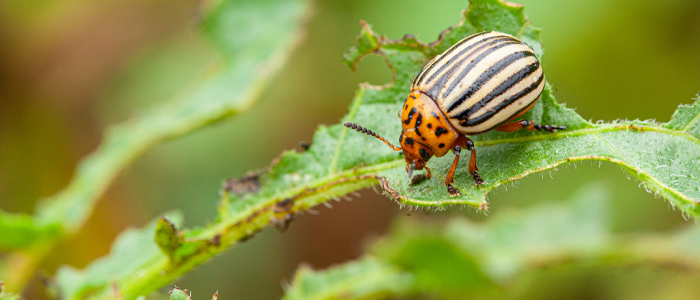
[0,0,308,253]
[46,1,700,299]
[56,213,183,300]
[12,0,310,296]
[283,184,700,299]
[241,0,700,216]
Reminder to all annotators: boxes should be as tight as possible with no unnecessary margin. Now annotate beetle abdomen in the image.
[411,31,545,135]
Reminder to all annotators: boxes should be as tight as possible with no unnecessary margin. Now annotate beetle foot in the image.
[447,184,461,197]
[473,172,484,186]
[534,124,567,133]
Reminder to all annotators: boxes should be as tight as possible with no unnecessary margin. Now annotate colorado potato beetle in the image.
[344,31,566,196]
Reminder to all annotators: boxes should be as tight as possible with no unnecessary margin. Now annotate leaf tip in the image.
[343,20,381,71]
[169,286,191,300]
[155,217,183,259]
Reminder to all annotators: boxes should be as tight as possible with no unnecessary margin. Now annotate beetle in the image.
[344,31,566,196]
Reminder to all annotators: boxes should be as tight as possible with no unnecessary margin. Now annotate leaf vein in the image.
[329,88,367,174]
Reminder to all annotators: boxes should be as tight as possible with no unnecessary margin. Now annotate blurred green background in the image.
[1,0,700,299]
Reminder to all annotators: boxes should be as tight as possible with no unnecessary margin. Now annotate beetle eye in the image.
[419,148,431,161]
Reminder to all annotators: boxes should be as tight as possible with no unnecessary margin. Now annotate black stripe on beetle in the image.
[342,32,565,196]
[437,38,520,93]
[453,61,540,121]
[443,41,526,110]
[459,74,545,127]
[426,38,521,99]
[447,51,535,113]
[413,33,483,86]
[420,34,508,86]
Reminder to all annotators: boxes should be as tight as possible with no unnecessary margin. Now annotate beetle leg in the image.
[496,120,567,133]
[445,137,484,196]
[444,145,462,196]
[424,166,432,179]
[464,139,484,186]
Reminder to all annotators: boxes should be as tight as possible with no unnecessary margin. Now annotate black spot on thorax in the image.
[435,127,449,137]
[414,114,423,136]
[404,107,417,125]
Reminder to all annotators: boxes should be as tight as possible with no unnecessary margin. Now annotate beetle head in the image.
[399,130,433,178]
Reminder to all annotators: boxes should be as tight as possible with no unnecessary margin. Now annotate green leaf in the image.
[166,288,217,300]
[0,209,62,250]
[664,94,700,135]
[230,0,700,218]
[33,0,308,233]
[46,1,700,299]
[0,0,309,292]
[0,0,308,251]
[283,183,700,299]
[282,257,414,300]
[47,0,311,298]
[155,218,183,261]
[56,213,183,300]
[369,183,609,298]
[167,288,190,300]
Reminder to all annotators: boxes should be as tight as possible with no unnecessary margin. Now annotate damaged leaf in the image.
[47,1,700,299]
[1,0,310,291]
[49,0,311,298]
[238,0,700,217]
[155,218,184,261]
[56,213,183,300]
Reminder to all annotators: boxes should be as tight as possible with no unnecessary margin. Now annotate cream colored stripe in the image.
[411,55,440,89]
[453,78,545,134]
[438,43,533,112]
[463,57,541,119]
[417,32,502,89]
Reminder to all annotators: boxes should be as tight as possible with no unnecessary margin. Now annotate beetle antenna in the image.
[407,161,416,179]
[343,122,402,151]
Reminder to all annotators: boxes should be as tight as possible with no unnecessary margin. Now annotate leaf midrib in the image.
[334,120,700,175]
[329,89,366,174]
[681,111,700,132]
[249,121,700,211]
[476,123,700,147]
[327,119,699,183]
[330,122,700,180]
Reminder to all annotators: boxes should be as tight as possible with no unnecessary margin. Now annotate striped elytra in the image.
[344,31,565,196]
[411,31,544,135]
